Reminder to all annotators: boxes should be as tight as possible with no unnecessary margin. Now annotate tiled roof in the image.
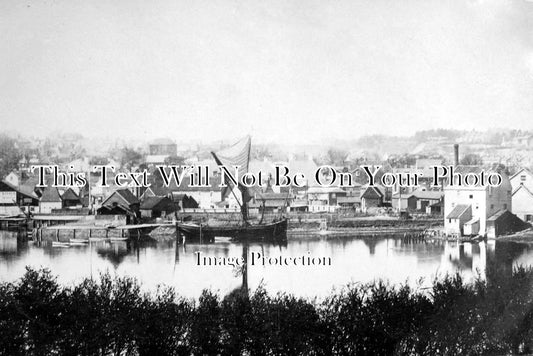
[140,196,167,210]
[61,188,80,201]
[409,190,443,200]
[338,196,361,204]
[116,189,139,205]
[446,204,471,219]
[40,187,62,203]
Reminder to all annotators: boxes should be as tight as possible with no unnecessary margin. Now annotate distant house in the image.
[391,193,409,211]
[141,186,171,200]
[444,166,512,236]
[39,187,63,214]
[510,168,533,191]
[97,188,140,223]
[512,135,533,147]
[407,189,444,213]
[361,185,388,211]
[140,196,176,219]
[166,176,240,209]
[4,171,20,188]
[512,185,533,223]
[307,186,347,213]
[0,180,39,215]
[445,204,472,236]
[170,193,199,210]
[149,138,177,156]
[61,188,82,208]
[486,209,530,238]
[337,196,361,210]
[510,168,533,222]
[252,192,291,213]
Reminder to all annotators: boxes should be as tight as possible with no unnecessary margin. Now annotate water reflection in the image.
[1,229,533,299]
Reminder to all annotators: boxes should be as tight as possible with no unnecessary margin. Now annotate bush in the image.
[2,266,533,355]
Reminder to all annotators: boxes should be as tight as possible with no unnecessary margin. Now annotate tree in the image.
[460,154,483,166]
[164,155,186,166]
[120,147,143,169]
[89,156,109,166]
[0,135,22,179]
[326,149,348,166]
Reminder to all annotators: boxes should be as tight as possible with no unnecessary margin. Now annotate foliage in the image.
[163,155,186,166]
[120,147,143,169]
[0,134,22,179]
[460,153,483,166]
[3,267,533,355]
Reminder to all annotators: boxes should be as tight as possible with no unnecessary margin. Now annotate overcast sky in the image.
[1,0,532,144]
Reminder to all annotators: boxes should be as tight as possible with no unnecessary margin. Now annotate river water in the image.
[1,230,532,299]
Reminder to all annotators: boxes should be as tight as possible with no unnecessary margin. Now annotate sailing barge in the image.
[177,136,289,243]
[177,218,288,243]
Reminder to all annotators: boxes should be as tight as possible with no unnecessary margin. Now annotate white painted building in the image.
[444,166,512,236]
[510,168,533,222]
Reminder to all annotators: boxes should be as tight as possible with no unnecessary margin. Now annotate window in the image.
[521,175,527,181]
[491,204,494,210]
[504,204,507,210]
[449,219,452,223]
[469,194,473,199]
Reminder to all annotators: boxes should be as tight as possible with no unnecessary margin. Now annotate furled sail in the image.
[211,136,252,204]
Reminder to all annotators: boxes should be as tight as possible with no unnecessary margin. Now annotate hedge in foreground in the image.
[1,266,533,355]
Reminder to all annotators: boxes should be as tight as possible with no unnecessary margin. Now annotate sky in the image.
[1,0,532,144]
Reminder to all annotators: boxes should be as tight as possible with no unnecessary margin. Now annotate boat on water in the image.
[178,217,288,243]
[177,136,289,243]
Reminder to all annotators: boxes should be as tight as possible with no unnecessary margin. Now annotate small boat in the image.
[70,238,89,245]
[52,241,71,248]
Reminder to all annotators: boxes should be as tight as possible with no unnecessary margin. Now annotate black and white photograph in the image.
[1,0,533,355]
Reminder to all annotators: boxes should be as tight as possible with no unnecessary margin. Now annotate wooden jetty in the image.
[35,223,175,243]
[0,215,29,229]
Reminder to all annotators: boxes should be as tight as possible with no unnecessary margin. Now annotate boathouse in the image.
[61,188,82,208]
[407,189,443,213]
[486,210,530,238]
[0,180,39,215]
[360,185,387,211]
[140,196,176,219]
[97,188,140,223]
[39,187,63,213]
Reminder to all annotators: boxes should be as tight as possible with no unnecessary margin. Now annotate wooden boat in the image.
[177,136,289,243]
[178,218,288,243]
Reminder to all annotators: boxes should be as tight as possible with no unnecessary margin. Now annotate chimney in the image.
[454,144,459,166]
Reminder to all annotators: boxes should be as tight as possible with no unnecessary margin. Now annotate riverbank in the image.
[2,266,533,355]
[495,227,533,243]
